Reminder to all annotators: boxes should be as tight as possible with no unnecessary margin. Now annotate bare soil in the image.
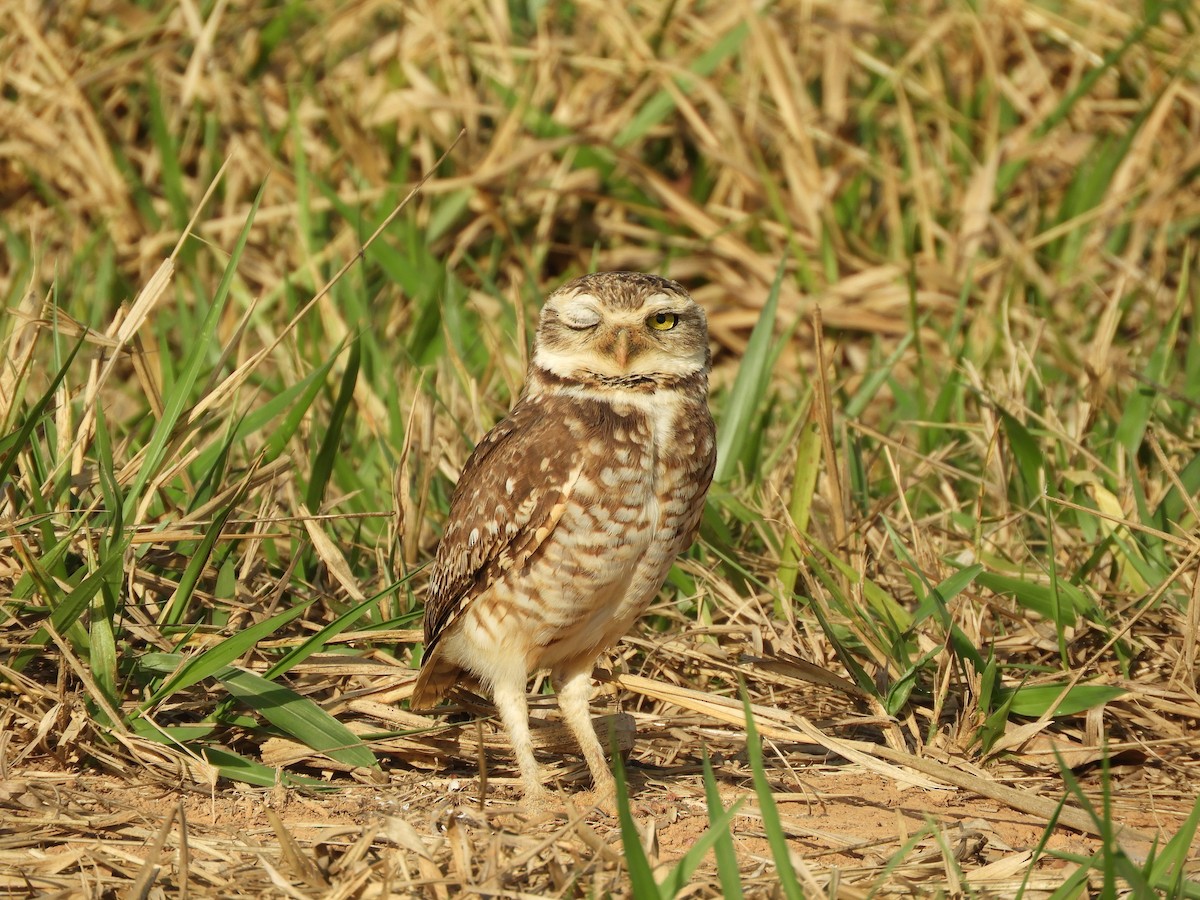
[4,751,1194,897]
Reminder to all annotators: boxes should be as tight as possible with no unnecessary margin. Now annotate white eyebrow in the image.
[642,292,684,309]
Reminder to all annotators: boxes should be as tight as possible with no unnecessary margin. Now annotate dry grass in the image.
[2,0,1200,896]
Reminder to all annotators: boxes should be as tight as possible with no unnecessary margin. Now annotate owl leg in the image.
[490,674,548,803]
[554,664,617,807]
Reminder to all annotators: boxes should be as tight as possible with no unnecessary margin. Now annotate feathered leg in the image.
[491,672,548,803]
[554,664,617,807]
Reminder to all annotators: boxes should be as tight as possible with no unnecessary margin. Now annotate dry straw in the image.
[2,0,1199,896]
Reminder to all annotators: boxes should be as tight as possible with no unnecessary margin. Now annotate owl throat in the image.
[525,361,710,473]
[527,360,708,395]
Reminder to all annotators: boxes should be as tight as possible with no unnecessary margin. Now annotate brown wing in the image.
[679,399,717,550]
[422,394,581,653]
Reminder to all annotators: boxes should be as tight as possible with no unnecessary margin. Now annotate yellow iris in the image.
[647,311,679,331]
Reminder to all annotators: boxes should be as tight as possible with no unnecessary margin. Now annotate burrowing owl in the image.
[412,271,716,805]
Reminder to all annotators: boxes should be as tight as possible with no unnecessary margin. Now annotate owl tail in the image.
[410,648,456,710]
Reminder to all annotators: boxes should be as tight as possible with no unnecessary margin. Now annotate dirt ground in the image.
[4,751,1193,897]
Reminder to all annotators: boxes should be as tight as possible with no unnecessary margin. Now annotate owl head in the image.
[531,271,710,384]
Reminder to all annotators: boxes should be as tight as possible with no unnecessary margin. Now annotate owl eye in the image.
[563,311,601,330]
[647,311,679,331]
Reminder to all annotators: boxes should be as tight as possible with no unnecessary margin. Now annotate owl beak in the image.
[613,328,632,368]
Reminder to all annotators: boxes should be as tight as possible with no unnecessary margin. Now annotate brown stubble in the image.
[3,1,1200,897]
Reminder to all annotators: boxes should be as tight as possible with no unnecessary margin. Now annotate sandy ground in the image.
[4,753,1192,897]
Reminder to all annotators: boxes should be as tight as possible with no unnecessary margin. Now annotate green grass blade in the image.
[912,563,983,625]
[93,403,124,545]
[267,359,343,460]
[614,21,749,148]
[843,328,917,420]
[0,334,86,488]
[997,682,1126,717]
[215,665,378,770]
[263,586,392,680]
[1153,447,1200,533]
[145,72,190,229]
[307,335,359,511]
[702,751,744,900]
[884,647,939,716]
[864,824,943,897]
[885,529,984,674]
[973,653,1020,755]
[201,746,330,789]
[656,786,745,897]
[975,570,1096,626]
[188,351,338,476]
[122,181,266,520]
[714,262,784,483]
[1116,297,1182,458]
[138,600,313,710]
[1145,795,1200,897]
[13,545,126,671]
[800,574,878,697]
[998,407,1043,498]
[807,540,914,631]
[776,411,820,600]
[88,403,123,708]
[612,751,661,899]
[160,493,245,627]
[1033,12,1159,138]
[740,687,802,900]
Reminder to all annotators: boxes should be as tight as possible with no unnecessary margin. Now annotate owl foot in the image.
[582,785,618,816]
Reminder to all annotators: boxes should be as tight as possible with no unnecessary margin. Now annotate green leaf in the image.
[613,752,660,898]
[741,687,803,900]
[264,587,390,680]
[426,189,473,244]
[885,647,939,716]
[614,21,749,148]
[973,653,1016,756]
[891,545,984,674]
[657,790,746,898]
[307,335,360,511]
[777,412,820,600]
[1116,298,1182,458]
[976,570,1096,627]
[88,591,119,710]
[13,546,126,671]
[145,71,189,229]
[201,746,330,789]
[715,261,784,483]
[1154,446,1200,535]
[807,541,913,632]
[215,666,378,770]
[122,182,266,520]
[88,402,122,708]
[1034,16,1158,138]
[160,494,245,626]
[129,715,217,743]
[139,600,313,709]
[998,407,1042,496]
[0,334,87,488]
[997,682,1126,718]
[702,751,744,900]
[1145,795,1200,896]
[263,350,343,463]
[844,328,917,420]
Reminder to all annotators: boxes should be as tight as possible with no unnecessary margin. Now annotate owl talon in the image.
[588,785,618,816]
[519,785,554,811]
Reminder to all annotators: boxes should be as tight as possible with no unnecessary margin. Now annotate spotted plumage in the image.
[412,271,716,807]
